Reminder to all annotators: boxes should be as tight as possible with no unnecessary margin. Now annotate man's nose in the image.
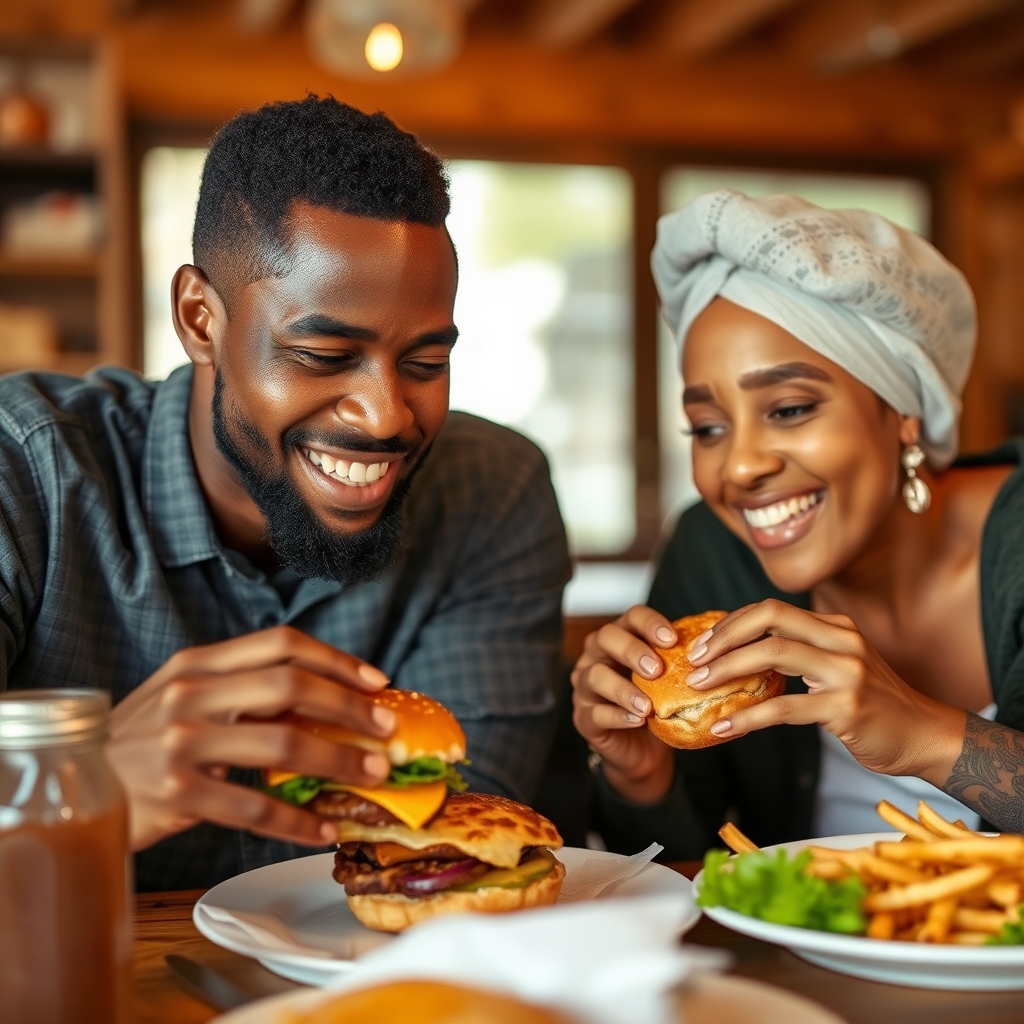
[334,378,415,440]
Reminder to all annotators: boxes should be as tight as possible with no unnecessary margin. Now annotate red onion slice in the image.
[397,859,487,896]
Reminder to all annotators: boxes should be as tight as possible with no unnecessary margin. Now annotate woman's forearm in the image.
[943,713,1024,834]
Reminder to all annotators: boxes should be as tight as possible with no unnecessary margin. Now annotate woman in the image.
[572,190,1024,859]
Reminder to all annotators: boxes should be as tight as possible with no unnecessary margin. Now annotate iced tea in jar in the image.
[0,690,131,1023]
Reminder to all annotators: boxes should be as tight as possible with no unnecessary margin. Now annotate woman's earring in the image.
[901,444,931,514]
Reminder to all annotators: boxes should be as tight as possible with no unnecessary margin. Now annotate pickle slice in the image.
[450,848,558,892]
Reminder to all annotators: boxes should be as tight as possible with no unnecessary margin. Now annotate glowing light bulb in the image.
[365,22,403,72]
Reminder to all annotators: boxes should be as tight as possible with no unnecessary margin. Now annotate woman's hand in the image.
[688,599,965,784]
[570,605,679,803]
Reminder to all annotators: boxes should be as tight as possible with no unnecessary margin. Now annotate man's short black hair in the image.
[192,96,451,306]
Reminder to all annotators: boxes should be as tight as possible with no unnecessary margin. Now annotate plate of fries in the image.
[694,800,1024,989]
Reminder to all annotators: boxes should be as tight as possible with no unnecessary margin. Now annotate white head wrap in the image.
[651,190,976,468]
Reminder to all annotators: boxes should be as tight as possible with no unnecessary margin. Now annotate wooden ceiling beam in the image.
[526,0,642,48]
[793,0,1020,72]
[654,0,805,57]
[237,0,299,34]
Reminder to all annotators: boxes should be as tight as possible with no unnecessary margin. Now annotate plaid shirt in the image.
[0,365,570,890]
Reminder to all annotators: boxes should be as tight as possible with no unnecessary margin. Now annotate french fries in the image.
[718,798,1024,945]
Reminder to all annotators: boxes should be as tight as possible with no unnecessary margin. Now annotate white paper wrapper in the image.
[324,893,725,1024]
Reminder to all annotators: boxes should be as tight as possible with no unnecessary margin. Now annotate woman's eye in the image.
[683,424,725,442]
[771,402,817,421]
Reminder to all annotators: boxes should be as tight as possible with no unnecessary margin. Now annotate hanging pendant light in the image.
[306,0,464,79]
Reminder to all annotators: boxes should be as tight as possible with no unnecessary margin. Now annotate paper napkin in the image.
[323,892,726,1024]
[558,842,664,901]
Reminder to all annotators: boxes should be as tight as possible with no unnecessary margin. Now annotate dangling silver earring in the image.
[901,444,931,514]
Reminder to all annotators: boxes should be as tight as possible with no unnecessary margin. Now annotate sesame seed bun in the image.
[280,689,466,766]
[632,611,785,749]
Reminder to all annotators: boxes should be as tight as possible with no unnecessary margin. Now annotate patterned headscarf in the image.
[651,190,976,468]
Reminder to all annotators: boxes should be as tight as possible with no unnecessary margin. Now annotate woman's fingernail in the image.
[632,695,650,714]
[710,719,731,737]
[363,753,390,778]
[687,644,708,664]
[358,664,389,687]
[372,705,397,731]
[687,666,710,686]
[694,629,714,647]
[624,712,641,724]
[655,626,676,644]
[639,655,660,676]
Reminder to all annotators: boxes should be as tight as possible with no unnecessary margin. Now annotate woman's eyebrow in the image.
[682,384,713,404]
[739,362,833,389]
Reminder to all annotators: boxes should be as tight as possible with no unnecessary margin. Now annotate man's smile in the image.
[296,444,406,510]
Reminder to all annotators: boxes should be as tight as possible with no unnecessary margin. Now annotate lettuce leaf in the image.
[698,847,867,934]
[263,758,469,806]
[987,910,1024,945]
[385,757,469,792]
[262,775,323,806]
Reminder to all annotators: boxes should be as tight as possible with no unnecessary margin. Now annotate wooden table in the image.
[133,864,1024,1024]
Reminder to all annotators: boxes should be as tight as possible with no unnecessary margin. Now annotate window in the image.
[657,168,931,521]
[446,161,633,555]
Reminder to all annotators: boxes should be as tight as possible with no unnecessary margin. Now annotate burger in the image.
[282,980,573,1024]
[264,689,565,932]
[631,610,786,749]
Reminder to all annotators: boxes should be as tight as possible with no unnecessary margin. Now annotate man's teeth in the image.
[303,449,391,487]
[743,492,821,529]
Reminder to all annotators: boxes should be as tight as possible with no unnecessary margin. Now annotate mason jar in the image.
[0,689,131,1024]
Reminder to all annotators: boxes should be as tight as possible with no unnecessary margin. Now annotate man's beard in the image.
[211,371,426,585]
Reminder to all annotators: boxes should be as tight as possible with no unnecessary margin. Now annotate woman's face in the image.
[682,298,914,593]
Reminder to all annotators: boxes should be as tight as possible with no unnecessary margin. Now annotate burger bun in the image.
[632,611,785,750]
[347,858,566,933]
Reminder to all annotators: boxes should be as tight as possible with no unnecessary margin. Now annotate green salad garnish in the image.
[986,908,1024,945]
[263,757,469,806]
[698,847,867,934]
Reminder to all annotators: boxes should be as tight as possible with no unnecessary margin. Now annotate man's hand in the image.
[109,626,396,851]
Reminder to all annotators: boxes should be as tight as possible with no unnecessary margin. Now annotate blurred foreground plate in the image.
[211,974,845,1024]
[195,847,697,986]
[695,832,1024,990]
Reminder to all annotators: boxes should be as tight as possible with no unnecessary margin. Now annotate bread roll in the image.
[632,611,785,749]
[282,980,574,1024]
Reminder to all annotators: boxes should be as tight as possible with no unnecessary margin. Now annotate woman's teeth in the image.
[303,448,391,487]
[743,492,821,529]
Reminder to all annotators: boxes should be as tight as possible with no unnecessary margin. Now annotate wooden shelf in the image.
[0,147,96,170]
[0,253,100,278]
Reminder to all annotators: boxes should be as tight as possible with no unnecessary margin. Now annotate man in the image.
[0,97,570,890]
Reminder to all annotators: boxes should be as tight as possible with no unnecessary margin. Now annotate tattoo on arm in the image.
[945,713,1024,834]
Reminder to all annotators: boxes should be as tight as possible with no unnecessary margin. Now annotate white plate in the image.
[213,974,846,1024]
[196,847,698,986]
[695,832,1024,990]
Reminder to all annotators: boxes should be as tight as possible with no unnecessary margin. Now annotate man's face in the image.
[211,203,458,582]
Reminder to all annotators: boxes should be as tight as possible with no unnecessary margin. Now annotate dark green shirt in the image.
[596,438,1024,860]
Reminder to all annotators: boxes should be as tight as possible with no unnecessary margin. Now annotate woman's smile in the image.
[736,488,826,549]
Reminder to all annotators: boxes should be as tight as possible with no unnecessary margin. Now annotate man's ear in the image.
[171,265,228,368]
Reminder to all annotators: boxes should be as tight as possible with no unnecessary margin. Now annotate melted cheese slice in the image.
[336,781,447,831]
[264,772,447,831]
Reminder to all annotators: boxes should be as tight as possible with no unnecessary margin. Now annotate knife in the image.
[165,953,258,1012]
